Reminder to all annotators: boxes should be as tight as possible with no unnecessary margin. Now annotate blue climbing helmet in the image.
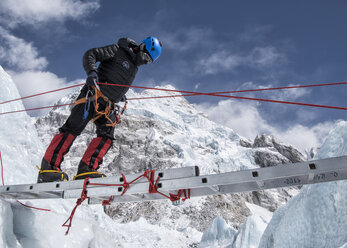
[142,36,162,62]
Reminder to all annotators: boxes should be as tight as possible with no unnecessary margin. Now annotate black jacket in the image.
[83,38,139,102]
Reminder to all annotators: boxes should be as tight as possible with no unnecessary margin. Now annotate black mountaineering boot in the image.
[37,164,69,183]
[73,165,106,180]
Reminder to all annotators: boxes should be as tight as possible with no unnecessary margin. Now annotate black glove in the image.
[120,95,127,102]
[86,71,98,87]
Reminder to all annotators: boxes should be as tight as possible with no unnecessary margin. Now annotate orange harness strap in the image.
[74,86,125,127]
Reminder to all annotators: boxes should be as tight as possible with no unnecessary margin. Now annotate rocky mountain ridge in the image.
[35,86,303,231]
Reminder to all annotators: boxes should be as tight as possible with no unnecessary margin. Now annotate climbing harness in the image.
[74,86,128,127]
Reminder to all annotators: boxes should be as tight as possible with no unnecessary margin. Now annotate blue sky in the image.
[0,0,346,151]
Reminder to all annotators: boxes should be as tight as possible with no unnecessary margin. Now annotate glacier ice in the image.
[0,66,43,185]
[230,203,272,248]
[197,123,347,248]
[199,203,272,248]
[199,216,237,247]
[258,121,347,248]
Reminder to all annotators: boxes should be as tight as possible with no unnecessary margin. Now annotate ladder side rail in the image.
[89,167,347,205]
[1,156,347,201]
[0,166,199,200]
[67,156,347,200]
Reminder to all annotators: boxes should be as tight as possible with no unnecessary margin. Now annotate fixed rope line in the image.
[0,81,346,115]
[0,151,4,186]
[0,103,75,116]
[126,93,347,110]
[0,83,84,105]
[1,81,346,106]
[101,83,347,111]
[99,81,347,96]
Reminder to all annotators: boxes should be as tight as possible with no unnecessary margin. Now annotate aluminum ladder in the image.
[0,156,346,205]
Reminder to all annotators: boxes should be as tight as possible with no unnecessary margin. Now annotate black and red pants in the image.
[41,86,116,174]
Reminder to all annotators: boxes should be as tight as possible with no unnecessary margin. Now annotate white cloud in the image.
[236,81,311,102]
[197,100,272,139]
[197,46,285,75]
[0,0,99,116]
[162,26,214,52]
[198,51,243,74]
[272,122,334,153]
[249,47,283,68]
[9,70,82,116]
[0,27,48,71]
[239,25,274,43]
[194,83,201,90]
[0,0,100,27]
[196,99,335,153]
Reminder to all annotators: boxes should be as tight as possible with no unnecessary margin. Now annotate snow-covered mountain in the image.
[2,65,343,247]
[34,78,303,233]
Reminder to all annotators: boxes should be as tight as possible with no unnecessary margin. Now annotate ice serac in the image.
[198,216,236,248]
[258,121,347,248]
[0,199,21,248]
[0,66,43,185]
[229,203,272,248]
[199,203,272,248]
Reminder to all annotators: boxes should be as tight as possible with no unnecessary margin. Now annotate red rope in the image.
[101,195,114,206]
[0,83,84,105]
[127,93,347,110]
[0,102,74,116]
[98,81,347,96]
[16,200,51,212]
[169,189,191,202]
[62,170,190,234]
[2,81,345,106]
[0,151,4,186]
[62,177,90,235]
[0,81,346,116]
[99,83,347,110]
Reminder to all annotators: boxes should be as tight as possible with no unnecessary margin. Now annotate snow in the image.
[123,85,257,174]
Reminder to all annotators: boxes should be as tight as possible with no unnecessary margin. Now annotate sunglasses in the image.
[142,51,153,64]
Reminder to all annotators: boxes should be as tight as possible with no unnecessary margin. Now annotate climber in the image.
[37,37,162,183]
